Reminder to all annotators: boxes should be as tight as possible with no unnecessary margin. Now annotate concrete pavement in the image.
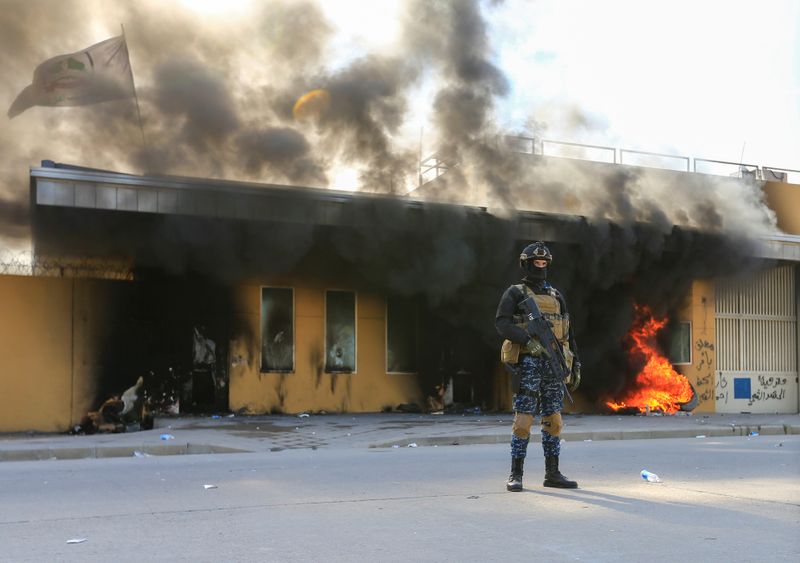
[2,411,799,462]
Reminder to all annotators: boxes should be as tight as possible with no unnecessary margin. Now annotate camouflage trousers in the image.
[510,354,564,459]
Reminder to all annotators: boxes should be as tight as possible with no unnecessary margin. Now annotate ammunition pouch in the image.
[501,339,521,363]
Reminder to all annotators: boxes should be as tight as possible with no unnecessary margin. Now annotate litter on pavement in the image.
[640,469,662,483]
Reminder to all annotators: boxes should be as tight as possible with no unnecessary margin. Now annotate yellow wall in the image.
[0,273,430,431]
[675,279,716,412]
[70,280,118,424]
[228,279,425,414]
[0,275,74,432]
[0,271,729,429]
[763,181,800,235]
[0,276,134,432]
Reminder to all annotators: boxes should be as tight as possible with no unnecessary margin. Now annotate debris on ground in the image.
[640,469,662,483]
[72,376,153,434]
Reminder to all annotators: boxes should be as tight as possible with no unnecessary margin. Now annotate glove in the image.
[524,337,545,356]
[568,361,581,392]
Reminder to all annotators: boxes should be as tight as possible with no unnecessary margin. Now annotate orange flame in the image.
[606,305,693,414]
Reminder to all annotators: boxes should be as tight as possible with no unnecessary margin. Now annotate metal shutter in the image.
[715,265,798,413]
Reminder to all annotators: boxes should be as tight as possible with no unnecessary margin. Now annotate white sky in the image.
[321,0,800,179]
[491,0,800,171]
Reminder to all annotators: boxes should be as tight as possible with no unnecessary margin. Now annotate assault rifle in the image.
[511,296,573,403]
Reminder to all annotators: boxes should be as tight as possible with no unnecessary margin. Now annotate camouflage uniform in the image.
[510,355,564,459]
[496,241,580,491]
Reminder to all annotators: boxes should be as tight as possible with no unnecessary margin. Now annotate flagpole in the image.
[120,24,152,174]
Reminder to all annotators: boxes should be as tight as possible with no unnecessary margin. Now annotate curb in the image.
[1,423,798,461]
[369,423,800,448]
[0,443,249,462]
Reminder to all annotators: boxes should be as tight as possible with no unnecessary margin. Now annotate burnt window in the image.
[325,290,356,373]
[668,321,692,365]
[387,296,418,373]
[261,287,294,372]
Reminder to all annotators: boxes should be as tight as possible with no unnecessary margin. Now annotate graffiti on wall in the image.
[715,373,790,406]
[694,338,715,403]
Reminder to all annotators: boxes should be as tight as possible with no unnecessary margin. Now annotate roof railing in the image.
[761,166,800,183]
[620,149,690,172]
[542,139,617,164]
[693,157,760,177]
[418,134,799,186]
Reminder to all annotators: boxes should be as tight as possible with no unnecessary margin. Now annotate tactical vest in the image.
[500,284,573,368]
[512,284,570,346]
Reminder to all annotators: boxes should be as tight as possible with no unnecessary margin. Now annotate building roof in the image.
[29,161,800,262]
[30,161,583,243]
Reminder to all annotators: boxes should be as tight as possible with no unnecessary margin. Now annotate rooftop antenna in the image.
[738,141,752,179]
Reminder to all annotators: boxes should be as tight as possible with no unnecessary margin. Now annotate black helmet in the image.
[519,241,552,280]
[520,241,552,267]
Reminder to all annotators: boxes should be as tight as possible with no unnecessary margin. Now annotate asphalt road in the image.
[0,435,798,562]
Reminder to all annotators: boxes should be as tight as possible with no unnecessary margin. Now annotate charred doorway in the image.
[95,277,233,414]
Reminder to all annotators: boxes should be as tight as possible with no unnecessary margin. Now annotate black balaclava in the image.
[519,241,552,286]
[524,262,547,282]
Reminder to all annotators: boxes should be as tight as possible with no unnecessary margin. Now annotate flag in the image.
[8,35,134,119]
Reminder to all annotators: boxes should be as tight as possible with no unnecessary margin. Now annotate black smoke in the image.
[0,197,29,240]
[237,127,327,185]
[550,224,767,406]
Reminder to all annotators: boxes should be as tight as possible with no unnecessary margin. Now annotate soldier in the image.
[495,241,581,491]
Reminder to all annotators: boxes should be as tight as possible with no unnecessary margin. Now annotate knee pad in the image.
[512,413,534,439]
[541,412,563,437]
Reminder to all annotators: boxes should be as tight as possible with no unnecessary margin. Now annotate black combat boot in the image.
[543,455,578,488]
[506,457,524,492]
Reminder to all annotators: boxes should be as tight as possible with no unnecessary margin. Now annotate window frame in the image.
[323,289,358,374]
[259,286,296,374]
[669,320,693,366]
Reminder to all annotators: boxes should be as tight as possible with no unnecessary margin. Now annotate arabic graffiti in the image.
[715,373,791,406]
[694,338,715,403]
